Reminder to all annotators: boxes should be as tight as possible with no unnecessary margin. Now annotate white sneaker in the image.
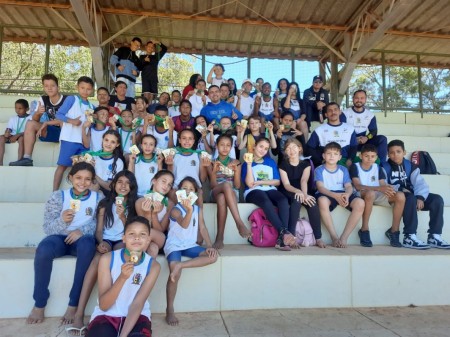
[403,234,430,250]
[428,234,450,249]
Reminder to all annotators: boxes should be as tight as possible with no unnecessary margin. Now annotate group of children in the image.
[1,72,448,336]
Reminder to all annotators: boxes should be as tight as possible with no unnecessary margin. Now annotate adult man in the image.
[303,75,329,125]
[108,81,136,112]
[254,82,279,127]
[110,37,142,97]
[200,85,243,124]
[341,90,387,163]
[139,40,167,103]
[307,102,357,167]
[10,74,66,166]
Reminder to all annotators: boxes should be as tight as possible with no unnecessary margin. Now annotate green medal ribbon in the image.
[120,128,133,150]
[124,248,144,264]
[154,115,166,127]
[16,116,28,134]
[175,147,202,154]
[139,154,157,163]
[265,127,270,139]
[71,188,88,200]
[218,156,231,166]
[94,119,106,126]
[132,118,143,130]
[145,189,169,207]
[82,150,113,157]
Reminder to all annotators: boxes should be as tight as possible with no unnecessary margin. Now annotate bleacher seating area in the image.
[1,95,450,319]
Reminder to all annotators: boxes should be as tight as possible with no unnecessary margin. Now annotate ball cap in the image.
[313,75,323,83]
[242,78,252,86]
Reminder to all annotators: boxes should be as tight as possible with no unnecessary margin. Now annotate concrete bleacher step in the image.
[2,202,450,249]
[379,123,450,137]
[2,142,60,167]
[1,245,450,319]
[388,136,450,153]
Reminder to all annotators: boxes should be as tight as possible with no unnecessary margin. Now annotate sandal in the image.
[275,233,291,251]
[65,326,87,336]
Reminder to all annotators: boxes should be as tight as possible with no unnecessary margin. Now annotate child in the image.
[209,116,238,159]
[168,90,182,117]
[10,74,67,166]
[193,115,213,153]
[241,137,297,250]
[164,177,218,326]
[139,39,168,103]
[188,79,210,117]
[275,111,306,164]
[136,170,175,257]
[54,76,95,191]
[26,162,101,325]
[281,82,309,139]
[128,134,163,196]
[206,63,227,87]
[315,142,365,248]
[142,105,177,149]
[166,129,209,204]
[173,99,195,133]
[236,79,255,118]
[350,144,406,247]
[209,134,251,249]
[92,130,125,195]
[86,216,160,337]
[382,139,450,249]
[134,96,149,121]
[69,171,138,333]
[279,138,325,248]
[109,109,139,157]
[0,99,30,165]
[237,115,277,155]
[82,106,110,152]
[147,92,169,113]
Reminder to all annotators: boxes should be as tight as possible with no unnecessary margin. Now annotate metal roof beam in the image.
[69,0,104,86]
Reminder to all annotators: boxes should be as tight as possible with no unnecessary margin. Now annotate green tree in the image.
[157,53,195,93]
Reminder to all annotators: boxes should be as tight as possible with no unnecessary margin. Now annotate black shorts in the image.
[316,192,360,211]
[142,77,158,94]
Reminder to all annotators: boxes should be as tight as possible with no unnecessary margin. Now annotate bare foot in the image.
[339,238,348,248]
[213,239,224,250]
[283,233,297,246]
[61,306,77,325]
[332,238,342,248]
[166,309,179,326]
[316,239,326,248]
[237,224,252,239]
[26,306,45,324]
[169,262,182,283]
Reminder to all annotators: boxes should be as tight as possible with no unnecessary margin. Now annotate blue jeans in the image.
[33,234,96,308]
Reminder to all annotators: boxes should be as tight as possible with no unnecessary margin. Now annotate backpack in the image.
[411,151,439,175]
[248,208,278,247]
[295,218,316,247]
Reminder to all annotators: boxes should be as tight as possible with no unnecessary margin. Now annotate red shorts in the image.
[87,314,152,337]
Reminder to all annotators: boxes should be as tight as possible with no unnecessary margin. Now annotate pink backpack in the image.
[248,208,278,247]
[295,218,316,247]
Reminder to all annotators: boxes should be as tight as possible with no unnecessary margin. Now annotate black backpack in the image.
[411,151,439,175]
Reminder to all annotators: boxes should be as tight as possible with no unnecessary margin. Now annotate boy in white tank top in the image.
[86,216,160,337]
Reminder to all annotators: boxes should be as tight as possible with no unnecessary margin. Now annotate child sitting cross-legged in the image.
[382,139,450,249]
[164,177,218,326]
[350,144,405,247]
[315,142,365,248]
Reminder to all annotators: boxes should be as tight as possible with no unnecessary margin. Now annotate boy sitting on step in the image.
[350,144,406,247]
[382,139,450,249]
[315,142,365,247]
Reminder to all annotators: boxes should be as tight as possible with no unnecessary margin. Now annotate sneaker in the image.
[358,230,373,247]
[9,158,33,166]
[428,234,450,249]
[403,234,430,250]
[385,229,402,248]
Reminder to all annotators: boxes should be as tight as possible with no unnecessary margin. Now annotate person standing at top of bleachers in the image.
[138,39,167,104]
[10,74,67,167]
[382,139,450,250]
[0,99,31,165]
[110,37,142,98]
[53,76,95,191]
[341,90,388,163]
[303,75,329,126]
[206,63,227,87]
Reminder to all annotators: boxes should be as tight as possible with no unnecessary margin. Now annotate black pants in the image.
[402,192,444,235]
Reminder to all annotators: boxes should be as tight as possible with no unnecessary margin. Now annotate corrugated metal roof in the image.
[0,0,449,67]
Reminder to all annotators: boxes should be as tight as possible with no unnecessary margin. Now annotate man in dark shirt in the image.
[303,75,329,126]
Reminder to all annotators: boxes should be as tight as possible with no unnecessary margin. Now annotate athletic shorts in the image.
[142,78,158,95]
[316,191,360,211]
[87,314,151,337]
[356,190,391,207]
[57,140,88,166]
[103,239,123,248]
[258,111,274,122]
[39,125,61,143]
[167,245,206,263]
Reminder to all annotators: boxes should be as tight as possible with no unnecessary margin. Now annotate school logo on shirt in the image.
[191,160,196,166]
[371,175,376,182]
[108,164,113,171]
[256,170,269,181]
[356,118,361,124]
[333,130,339,137]
[149,167,155,173]
[165,136,169,141]
[132,273,142,285]
[85,207,93,216]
